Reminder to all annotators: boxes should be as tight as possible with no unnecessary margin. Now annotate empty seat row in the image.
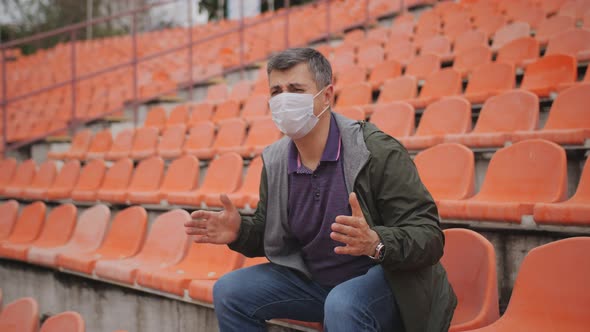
[0,295,85,332]
[0,153,262,209]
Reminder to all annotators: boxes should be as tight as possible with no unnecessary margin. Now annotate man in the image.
[185,48,456,332]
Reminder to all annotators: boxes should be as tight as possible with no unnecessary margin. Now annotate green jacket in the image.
[229,113,457,332]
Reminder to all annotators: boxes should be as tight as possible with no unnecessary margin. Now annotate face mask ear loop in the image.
[313,85,330,119]
[316,105,330,119]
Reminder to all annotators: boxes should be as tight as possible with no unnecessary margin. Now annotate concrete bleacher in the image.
[2,0,590,331]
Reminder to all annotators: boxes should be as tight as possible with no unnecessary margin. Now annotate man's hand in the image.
[331,192,381,256]
[185,194,241,244]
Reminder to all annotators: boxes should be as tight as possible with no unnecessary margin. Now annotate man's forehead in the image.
[268,63,315,86]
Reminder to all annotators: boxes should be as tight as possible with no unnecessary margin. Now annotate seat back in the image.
[496,37,540,67]
[473,90,539,133]
[492,22,531,50]
[144,107,166,130]
[503,237,590,330]
[107,129,134,158]
[97,206,147,258]
[0,200,19,240]
[229,80,253,103]
[243,117,282,148]
[546,28,590,58]
[415,143,475,200]
[405,54,441,80]
[419,68,463,100]
[65,130,92,158]
[0,297,39,332]
[184,122,215,150]
[335,106,366,121]
[28,160,57,190]
[357,44,385,70]
[421,35,452,57]
[536,15,576,42]
[454,30,488,53]
[453,45,492,75]
[50,160,81,192]
[415,97,471,136]
[241,95,269,121]
[39,311,84,332]
[158,125,186,153]
[73,159,106,192]
[99,158,134,192]
[238,156,263,196]
[65,204,110,252]
[212,119,247,149]
[0,158,17,190]
[543,83,590,130]
[200,152,243,193]
[368,60,402,88]
[86,129,113,158]
[167,105,189,128]
[521,54,577,92]
[131,127,158,153]
[206,84,228,104]
[32,204,77,247]
[212,100,240,123]
[177,242,244,279]
[370,102,415,138]
[160,155,200,193]
[441,229,499,330]
[188,103,214,125]
[378,76,417,103]
[385,39,415,65]
[7,159,36,191]
[477,139,567,202]
[336,82,372,107]
[335,64,367,88]
[7,202,46,243]
[128,156,164,192]
[134,209,191,264]
[571,158,590,201]
[465,63,515,96]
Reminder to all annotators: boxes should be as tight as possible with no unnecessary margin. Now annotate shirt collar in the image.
[288,114,342,174]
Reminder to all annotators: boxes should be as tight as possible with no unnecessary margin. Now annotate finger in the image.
[349,192,363,218]
[220,194,236,212]
[331,223,361,237]
[193,235,211,243]
[334,215,361,228]
[334,245,361,256]
[190,210,216,220]
[330,231,357,246]
[184,220,208,228]
[186,227,208,236]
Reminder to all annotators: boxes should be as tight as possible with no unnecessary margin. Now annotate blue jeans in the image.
[213,263,403,332]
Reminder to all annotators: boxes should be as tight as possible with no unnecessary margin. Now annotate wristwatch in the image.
[368,242,385,262]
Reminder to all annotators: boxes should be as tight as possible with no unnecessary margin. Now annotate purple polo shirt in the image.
[287,114,375,287]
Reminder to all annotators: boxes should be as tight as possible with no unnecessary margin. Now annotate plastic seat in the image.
[22,160,57,200]
[414,144,475,202]
[420,36,454,62]
[545,28,590,62]
[48,130,92,160]
[0,201,46,249]
[535,16,576,45]
[444,18,474,43]
[241,95,269,123]
[491,22,531,51]
[2,159,36,198]
[335,64,367,91]
[229,80,253,104]
[85,129,113,160]
[468,237,590,332]
[385,39,416,66]
[105,129,134,161]
[335,106,366,121]
[168,152,243,207]
[165,104,189,129]
[495,37,539,70]
[212,100,241,123]
[0,204,76,261]
[369,102,415,139]
[57,206,147,274]
[0,200,19,241]
[368,60,402,90]
[376,76,418,105]
[399,96,471,150]
[409,68,463,109]
[182,122,216,160]
[129,127,158,160]
[222,156,264,209]
[357,44,385,70]
[464,63,515,104]
[233,117,282,158]
[447,90,539,147]
[136,242,243,296]
[405,54,441,81]
[0,297,39,332]
[559,0,590,20]
[454,30,488,54]
[206,84,228,104]
[126,156,165,204]
[441,229,499,332]
[27,204,110,267]
[512,84,590,145]
[157,125,186,159]
[0,158,17,194]
[187,103,214,126]
[438,139,567,222]
[96,158,134,203]
[335,82,372,107]
[474,13,506,39]
[71,159,106,202]
[46,160,81,200]
[94,209,191,285]
[507,4,546,29]
[520,54,577,97]
[144,107,166,132]
[39,311,84,332]
[453,45,492,77]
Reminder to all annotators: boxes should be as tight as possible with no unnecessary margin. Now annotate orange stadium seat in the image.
[0,201,46,250]
[368,60,402,90]
[520,54,577,97]
[442,229,499,332]
[166,104,189,129]
[446,90,539,147]
[208,118,248,158]
[369,102,415,139]
[0,204,76,261]
[127,156,165,205]
[399,96,471,150]
[335,64,367,91]
[420,36,454,62]
[229,80,253,105]
[545,28,590,62]
[225,156,264,209]
[495,37,540,69]
[0,158,17,194]
[559,0,590,20]
[376,76,418,106]
[506,4,546,29]
[212,100,241,123]
[409,68,463,109]
[453,30,488,54]
[444,18,474,43]
[21,160,57,200]
[143,107,167,132]
[357,44,385,70]
[0,297,39,332]
[233,117,282,158]
[535,15,576,45]
[3,159,36,198]
[452,45,492,77]
[71,159,106,202]
[206,83,228,104]
[39,311,85,332]
[0,200,19,241]
[46,160,81,200]
[57,206,147,275]
[385,39,416,66]
[168,152,243,207]
[491,22,531,52]
[27,204,109,267]
[464,63,515,104]
[512,84,590,145]
[129,127,158,160]
[136,242,243,296]
[85,129,113,160]
[48,129,92,160]
[187,103,214,125]
[473,13,506,39]
[105,129,134,161]
[468,237,590,332]
[414,143,475,202]
[405,54,441,81]
[157,125,186,159]
[183,122,216,159]
[241,95,269,123]
[537,0,567,15]
[96,158,134,203]
[438,139,567,222]
[94,209,191,285]
[585,11,590,28]
[335,82,372,107]
[158,155,200,204]
[335,106,366,121]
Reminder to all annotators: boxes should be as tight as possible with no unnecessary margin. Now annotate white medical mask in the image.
[269,88,330,139]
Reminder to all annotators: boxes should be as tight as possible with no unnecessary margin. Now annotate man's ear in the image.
[323,84,335,106]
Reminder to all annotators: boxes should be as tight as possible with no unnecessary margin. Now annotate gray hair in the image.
[267,48,333,89]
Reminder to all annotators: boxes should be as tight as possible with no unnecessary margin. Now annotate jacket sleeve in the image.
[228,165,267,258]
[365,133,445,271]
